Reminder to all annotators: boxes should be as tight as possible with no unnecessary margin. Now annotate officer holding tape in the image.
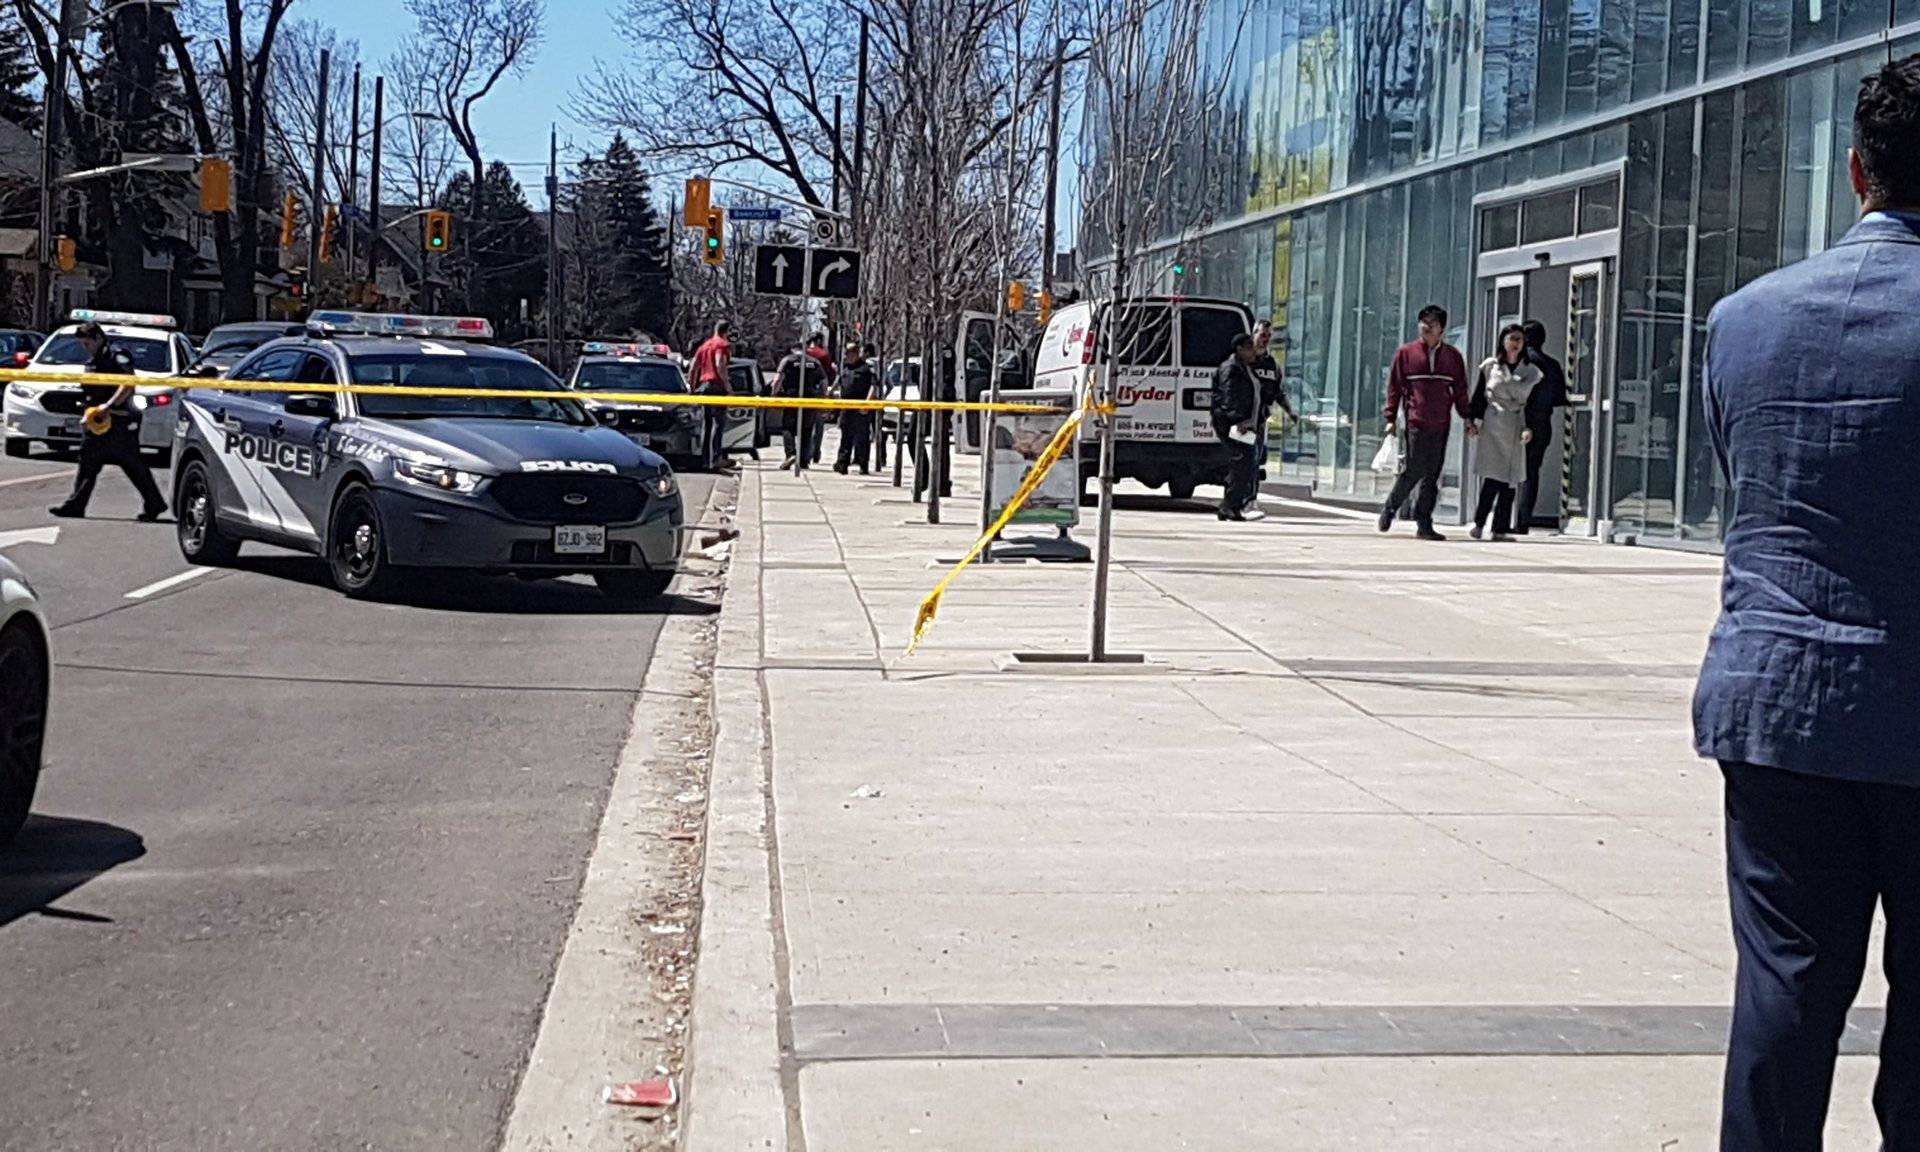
[47,321,167,521]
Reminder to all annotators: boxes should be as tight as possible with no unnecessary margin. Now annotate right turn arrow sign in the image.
[808,248,861,300]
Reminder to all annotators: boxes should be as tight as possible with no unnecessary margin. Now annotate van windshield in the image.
[1180,306,1246,367]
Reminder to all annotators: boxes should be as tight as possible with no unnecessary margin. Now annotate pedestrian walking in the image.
[1467,324,1540,541]
[1210,332,1261,522]
[1515,320,1569,534]
[688,320,734,470]
[1693,53,1920,1150]
[802,332,835,466]
[834,342,876,475]
[1377,304,1471,541]
[47,321,166,521]
[773,342,826,472]
[1245,319,1296,519]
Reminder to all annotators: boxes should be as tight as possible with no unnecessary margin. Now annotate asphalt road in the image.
[0,449,716,1151]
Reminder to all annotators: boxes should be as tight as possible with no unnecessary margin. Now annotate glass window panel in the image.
[1509,0,1541,136]
[1111,305,1173,367]
[1830,50,1882,247]
[1782,63,1838,266]
[1579,177,1622,231]
[1566,0,1602,120]
[1683,90,1738,543]
[1521,188,1579,244]
[1669,0,1702,86]
[1632,0,1671,99]
[1479,0,1514,141]
[1598,0,1636,111]
[1481,202,1521,250]
[1792,0,1839,51]
[1643,105,1696,537]
[1839,0,1888,39]
[1737,76,1787,290]
[1537,0,1571,128]
[1461,0,1487,145]
[1612,110,1667,535]
[1334,198,1365,490]
[1706,0,1745,79]
[1748,0,1793,66]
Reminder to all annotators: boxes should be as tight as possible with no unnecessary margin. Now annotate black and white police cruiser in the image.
[170,311,685,601]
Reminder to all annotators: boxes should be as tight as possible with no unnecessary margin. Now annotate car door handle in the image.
[269,419,285,437]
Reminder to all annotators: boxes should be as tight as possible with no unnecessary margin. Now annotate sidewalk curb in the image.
[498,477,733,1152]
[684,465,791,1152]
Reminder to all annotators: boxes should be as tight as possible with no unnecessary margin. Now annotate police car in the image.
[4,309,193,463]
[171,312,685,601]
[566,343,714,469]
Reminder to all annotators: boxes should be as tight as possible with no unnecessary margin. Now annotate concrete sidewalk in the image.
[686,443,1884,1151]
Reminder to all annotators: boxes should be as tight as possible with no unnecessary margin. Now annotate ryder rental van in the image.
[1032,296,1254,500]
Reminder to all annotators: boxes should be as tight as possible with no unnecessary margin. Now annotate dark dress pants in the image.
[1219,434,1257,515]
[1515,419,1553,532]
[1380,426,1449,528]
[1721,761,1920,1150]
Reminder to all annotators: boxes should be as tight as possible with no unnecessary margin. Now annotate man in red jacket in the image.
[1377,304,1473,541]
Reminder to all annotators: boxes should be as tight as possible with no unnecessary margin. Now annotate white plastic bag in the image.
[1370,433,1401,474]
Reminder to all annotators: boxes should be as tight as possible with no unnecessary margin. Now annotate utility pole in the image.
[36,0,83,330]
[345,63,362,287]
[1040,33,1065,301]
[545,123,559,367]
[367,75,384,290]
[306,47,332,285]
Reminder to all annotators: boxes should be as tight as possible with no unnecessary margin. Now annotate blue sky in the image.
[321,0,617,208]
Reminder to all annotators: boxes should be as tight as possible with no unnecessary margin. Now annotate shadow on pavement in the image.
[232,553,718,617]
[0,815,145,928]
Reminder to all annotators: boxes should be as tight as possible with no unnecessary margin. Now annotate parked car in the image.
[188,322,306,378]
[0,554,50,846]
[0,329,45,369]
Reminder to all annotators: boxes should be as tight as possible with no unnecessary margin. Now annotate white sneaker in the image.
[1243,506,1267,521]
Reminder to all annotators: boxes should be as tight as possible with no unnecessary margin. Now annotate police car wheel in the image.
[0,621,48,846]
[593,568,674,602]
[175,460,240,565]
[328,485,400,599]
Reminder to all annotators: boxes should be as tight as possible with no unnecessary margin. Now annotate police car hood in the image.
[363,417,666,475]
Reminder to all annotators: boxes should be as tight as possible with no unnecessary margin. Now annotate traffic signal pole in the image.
[368,76,384,291]
[35,0,81,331]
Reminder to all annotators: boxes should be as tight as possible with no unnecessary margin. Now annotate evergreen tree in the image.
[598,134,673,341]
[0,9,40,129]
[443,162,548,338]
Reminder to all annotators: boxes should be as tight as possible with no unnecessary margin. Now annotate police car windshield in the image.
[37,333,171,372]
[349,353,590,425]
[574,360,686,394]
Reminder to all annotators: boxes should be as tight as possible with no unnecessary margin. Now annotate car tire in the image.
[1168,478,1196,501]
[4,437,27,459]
[327,483,402,599]
[175,459,241,566]
[594,568,674,602]
[0,620,48,847]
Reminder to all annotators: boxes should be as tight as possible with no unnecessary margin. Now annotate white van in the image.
[1033,295,1255,499]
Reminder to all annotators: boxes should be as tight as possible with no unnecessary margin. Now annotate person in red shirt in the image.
[689,321,733,467]
[799,332,835,465]
[1377,303,1473,541]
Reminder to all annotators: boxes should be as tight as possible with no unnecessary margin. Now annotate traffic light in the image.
[1171,260,1187,277]
[288,269,307,300]
[424,209,452,253]
[701,208,725,265]
[319,205,339,264]
[55,236,75,274]
[684,177,711,227]
[1038,290,1054,325]
[1007,280,1027,313]
[199,157,232,214]
[279,191,298,250]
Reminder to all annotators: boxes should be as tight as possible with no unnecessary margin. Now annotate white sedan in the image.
[4,309,195,465]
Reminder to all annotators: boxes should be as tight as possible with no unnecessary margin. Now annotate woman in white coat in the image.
[1468,324,1543,540]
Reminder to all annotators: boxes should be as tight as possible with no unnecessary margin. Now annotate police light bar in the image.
[307,311,495,340]
[70,308,179,330]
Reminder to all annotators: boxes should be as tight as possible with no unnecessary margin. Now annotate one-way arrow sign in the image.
[810,247,861,300]
[753,243,808,297]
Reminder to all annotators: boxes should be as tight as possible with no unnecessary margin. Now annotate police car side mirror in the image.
[285,393,336,420]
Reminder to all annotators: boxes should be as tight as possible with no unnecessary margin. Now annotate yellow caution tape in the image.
[906,402,1090,656]
[0,368,1068,415]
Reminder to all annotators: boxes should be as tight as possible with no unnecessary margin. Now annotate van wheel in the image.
[1168,478,1196,501]
[0,621,48,846]
[328,484,402,599]
[175,460,241,565]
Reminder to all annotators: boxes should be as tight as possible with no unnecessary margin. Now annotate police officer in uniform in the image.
[48,321,167,521]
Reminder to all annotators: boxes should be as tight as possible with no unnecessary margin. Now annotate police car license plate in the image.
[554,525,606,555]
[51,419,79,438]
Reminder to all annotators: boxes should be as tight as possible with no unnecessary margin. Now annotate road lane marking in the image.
[0,470,71,489]
[124,567,212,600]
[0,526,59,549]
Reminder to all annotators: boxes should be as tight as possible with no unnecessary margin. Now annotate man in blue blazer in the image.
[1697,53,1920,1149]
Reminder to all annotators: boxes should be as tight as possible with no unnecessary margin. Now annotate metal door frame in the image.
[1564,259,1611,537]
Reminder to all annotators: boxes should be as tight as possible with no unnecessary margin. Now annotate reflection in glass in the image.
[1481,202,1521,250]
[1566,0,1601,120]
[1782,63,1837,266]
[1578,177,1622,232]
[1521,188,1578,244]
[1537,0,1570,127]
[1632,0,1671,99]
[1684,90,1738,543]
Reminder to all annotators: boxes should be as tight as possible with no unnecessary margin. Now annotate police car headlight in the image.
[648,471,677,499]
[6,383,34,401]
[394,458,486,494]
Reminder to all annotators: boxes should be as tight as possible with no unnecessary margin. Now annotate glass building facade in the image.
[1089,0,1919,544]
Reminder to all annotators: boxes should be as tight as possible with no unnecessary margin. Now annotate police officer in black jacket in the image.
[1210,333,1260,521]
[833,342,877,475]
[48,322,167,521]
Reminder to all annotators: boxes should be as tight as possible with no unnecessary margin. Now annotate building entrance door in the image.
[1560,261,1609,535]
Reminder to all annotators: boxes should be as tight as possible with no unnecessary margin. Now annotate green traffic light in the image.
[1172,262,1186,275]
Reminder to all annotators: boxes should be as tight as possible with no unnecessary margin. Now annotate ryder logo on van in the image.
[1114,381,1176,406]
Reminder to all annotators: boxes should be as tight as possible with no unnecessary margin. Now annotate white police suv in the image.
[4,309,193,463]
[171,312,684,601]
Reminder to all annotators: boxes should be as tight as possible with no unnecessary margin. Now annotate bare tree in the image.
[266,20,362,211]
[393,0,542,218]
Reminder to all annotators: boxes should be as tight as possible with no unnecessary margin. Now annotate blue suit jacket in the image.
[1694,211,1920,783]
